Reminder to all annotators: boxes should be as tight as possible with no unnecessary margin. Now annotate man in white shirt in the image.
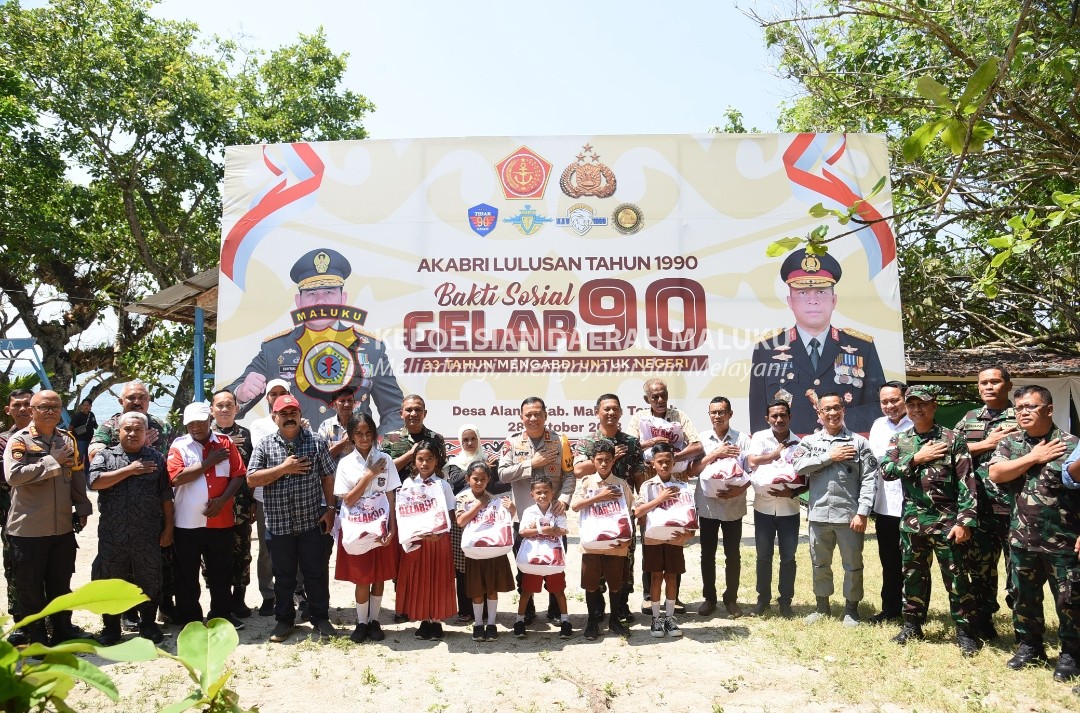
[747,400,805,618]
[867,381,913,624]
[689,397,750,618]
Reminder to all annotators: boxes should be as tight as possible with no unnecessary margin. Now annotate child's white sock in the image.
[561,613,570,623]
[472,602,484,623]
[486,598,498,626]
[369,594,383,620]
[652,601,661,618]
[665,599,675,618]
[356,600,369,624]
[517,614,525,623]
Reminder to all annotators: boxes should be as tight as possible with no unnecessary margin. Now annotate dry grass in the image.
[26,517,1080,712]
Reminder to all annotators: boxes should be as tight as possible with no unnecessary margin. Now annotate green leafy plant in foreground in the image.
[0,579,256,712]
[0,579,158,712]
[159,619,257,713]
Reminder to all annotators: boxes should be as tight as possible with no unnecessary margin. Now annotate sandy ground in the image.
[7,487,1075,713]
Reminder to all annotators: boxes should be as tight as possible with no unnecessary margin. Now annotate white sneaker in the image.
[664,616,683,638]
[650,616,666,638]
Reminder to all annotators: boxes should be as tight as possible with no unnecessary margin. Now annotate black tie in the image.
[809,338,820,370]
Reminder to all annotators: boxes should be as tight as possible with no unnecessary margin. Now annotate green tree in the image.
[0,0,374,408]
[748,0,1080,355]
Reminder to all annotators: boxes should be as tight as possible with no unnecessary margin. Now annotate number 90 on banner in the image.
[405,277,708,354]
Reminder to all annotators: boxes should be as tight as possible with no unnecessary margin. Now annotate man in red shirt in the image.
[167,402,246,628]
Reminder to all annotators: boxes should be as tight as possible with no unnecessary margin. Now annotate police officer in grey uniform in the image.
[229,248,404,435]
[749,249,885,435]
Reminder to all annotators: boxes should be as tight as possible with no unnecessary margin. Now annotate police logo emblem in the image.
[294,326,361,402]
[495,146,552,200]
[555,203,607,236]
[560,144,616,198]
[468,203,498,237]
[800,254,821,273]
[612,203,644,235]
[503,205,554,236]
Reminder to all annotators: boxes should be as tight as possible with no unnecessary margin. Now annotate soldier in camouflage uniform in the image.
[210,389,254,618]
[574,394,645,623]
[954,366,1018,639]
[987,384,1080,683]
[881,386,980,655]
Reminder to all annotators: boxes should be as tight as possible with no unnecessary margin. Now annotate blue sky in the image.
[154,0,788,137]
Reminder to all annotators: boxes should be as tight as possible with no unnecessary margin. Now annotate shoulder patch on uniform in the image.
[840,327,875,342]
[757,327,784,343]
[263,328,292,342]
[352,325,377,340]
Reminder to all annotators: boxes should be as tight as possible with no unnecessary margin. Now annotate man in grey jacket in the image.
[793,392,879,626]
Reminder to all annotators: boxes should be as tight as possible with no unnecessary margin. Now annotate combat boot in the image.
[891,622,924,645]
[1054,651,1080,682]
[583,591,603,641]
[956,627,982,657]
[1006,641,1048,670]
[97,615,122,647]
[804,596,830,623]
[842,600,861,627]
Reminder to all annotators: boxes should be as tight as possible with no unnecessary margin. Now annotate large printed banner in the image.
[217,134,904,439]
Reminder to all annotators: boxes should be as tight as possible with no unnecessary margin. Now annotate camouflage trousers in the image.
[964,511,1011,618]
[901,530,974,626]
[232,520,253,592]
[1010,547,1080,652]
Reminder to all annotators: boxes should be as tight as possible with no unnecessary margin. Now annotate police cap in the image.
[290,248,351,290]
[781,248,842,289]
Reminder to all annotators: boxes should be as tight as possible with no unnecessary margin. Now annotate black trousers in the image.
[173,527,234,624]
[875,513,903,617]
[268,526,330,625]
[700,517,742,605]
[10,532,77,640]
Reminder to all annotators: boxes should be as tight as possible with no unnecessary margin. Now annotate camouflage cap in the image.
[904,384,940,402]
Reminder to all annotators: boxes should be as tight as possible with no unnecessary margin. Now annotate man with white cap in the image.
[166,402,247,628]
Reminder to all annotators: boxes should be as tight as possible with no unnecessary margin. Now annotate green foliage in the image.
[0,0,373,409]
[0,580,156,712]
[158,619,256,713]
[751,0,1080,355]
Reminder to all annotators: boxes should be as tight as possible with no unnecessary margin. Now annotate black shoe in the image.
[956,628,981,657]
[514,621,527,639]
[393,612,410,624]
[523,599,536,625]
[779,604,795,619]
[121,614,140,632]
[258,599,276,616]
[750,601,770,617]
[1054,652,1080,682]
[484,624,498,641]
[139,622,165,644]
[608,617,629,637]
[414,621,432,640]
[233,602,252,619]
[297,600,310,623]
[51,625,89,645]
[559,620,573,639]
[367,620,385,642]
[546,600,561,622]
[619,607,635,625]
[673,599,687,615]
[351,623,369,644]
[891,623,924,645]
[870,611,902,625]
[97,627,122,647]
[269,621,294,643]
[1007,642,1048,670]
[221,614,246,631]
[583,620,600,641]
[430,622,444,640]
[159,600,178,625]
[472,625,485,642]
[6,629,28,646]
